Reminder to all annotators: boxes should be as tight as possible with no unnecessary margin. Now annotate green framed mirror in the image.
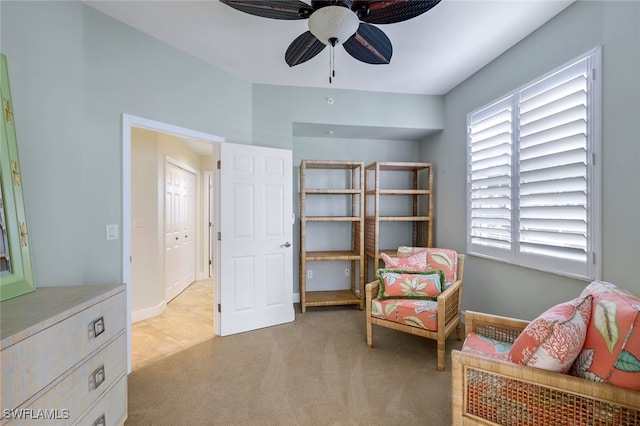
[0,53,35,301]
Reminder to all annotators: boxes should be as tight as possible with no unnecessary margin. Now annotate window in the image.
[467,47,601,280]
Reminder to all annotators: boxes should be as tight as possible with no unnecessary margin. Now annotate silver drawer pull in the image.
[89,365,106,390]
[92,414,106,426]
[89,316,105,338]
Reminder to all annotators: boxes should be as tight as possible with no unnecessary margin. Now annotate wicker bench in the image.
[451,310,640,425]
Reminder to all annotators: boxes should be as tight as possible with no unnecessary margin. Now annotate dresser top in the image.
[0,284,125,349]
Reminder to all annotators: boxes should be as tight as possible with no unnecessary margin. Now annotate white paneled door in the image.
[165,160,197,302]
[219,143,294,336]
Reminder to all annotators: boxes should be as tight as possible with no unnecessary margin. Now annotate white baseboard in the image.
[197,272,210,281]
[293,292,300,303]
[132,300,167,323]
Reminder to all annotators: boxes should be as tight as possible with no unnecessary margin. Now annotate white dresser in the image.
[0,285,127,425]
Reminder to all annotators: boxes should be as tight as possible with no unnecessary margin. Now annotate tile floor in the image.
[131,279,214,370]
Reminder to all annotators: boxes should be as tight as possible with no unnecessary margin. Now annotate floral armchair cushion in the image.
[397,247,458,284]
[572,281,640,391]
[508,295,592,373]
[376,269,445,300]
[461,332,512,362]
[371,298,440,331]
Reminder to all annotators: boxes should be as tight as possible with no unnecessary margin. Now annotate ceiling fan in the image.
[219,0,441,80]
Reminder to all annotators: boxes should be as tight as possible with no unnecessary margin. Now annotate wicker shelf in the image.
[364,162,434,282]
[299,160,364,313]
[303,290,362,308]
[304,216,361,222]
[304,250,362,260]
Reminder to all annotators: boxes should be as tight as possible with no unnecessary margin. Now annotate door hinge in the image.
[217,160,221,170]
[217,231,221,241]
[218,303,221,313]
[3,97,13,124]
[11,160,20,186]
[209,259,212,266]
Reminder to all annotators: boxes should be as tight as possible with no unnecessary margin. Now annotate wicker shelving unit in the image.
[364,162,433,282]
[299,160,364,313]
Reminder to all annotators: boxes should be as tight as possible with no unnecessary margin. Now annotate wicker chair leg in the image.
[437,338,445,371]
[456,322,463,340]
[366,319,373,347]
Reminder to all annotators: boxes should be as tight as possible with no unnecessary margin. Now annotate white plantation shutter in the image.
[467,48,601,280]
[468,98,513,256]
[519,59,589,264]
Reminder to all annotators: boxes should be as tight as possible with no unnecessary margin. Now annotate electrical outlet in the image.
[345,268,350,277]
[307,270,313,279]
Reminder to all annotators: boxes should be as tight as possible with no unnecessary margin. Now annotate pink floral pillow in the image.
[376,269,445,300]
[508,295,592,373]
[397,247,458,283]
[381,251,427,272]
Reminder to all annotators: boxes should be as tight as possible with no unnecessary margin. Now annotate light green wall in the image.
[1,1,252,286]
[1,1,444,291]
[421,1,640,319]
[253,84,443,149]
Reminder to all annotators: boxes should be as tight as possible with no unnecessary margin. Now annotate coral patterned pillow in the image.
[572,281,640,391]
[381,251,427,272]
[376,269,445,300]
[508,295,592,373]
[397,247,458,283]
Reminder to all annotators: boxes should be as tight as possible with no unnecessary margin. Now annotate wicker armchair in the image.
[365,254,465,372]
[451,311,640,425]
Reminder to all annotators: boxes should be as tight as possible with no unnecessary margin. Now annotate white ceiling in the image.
[85,0,574,151]
[85,0,574,96]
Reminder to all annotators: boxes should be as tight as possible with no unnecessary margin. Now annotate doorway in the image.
[122,114,224,373]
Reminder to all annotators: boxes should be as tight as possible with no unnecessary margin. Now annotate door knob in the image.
[280,242,291,248]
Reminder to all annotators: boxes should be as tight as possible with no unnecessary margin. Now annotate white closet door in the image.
[165,161,196,302]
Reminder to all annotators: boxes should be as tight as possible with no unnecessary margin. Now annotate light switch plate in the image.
[106,224,119,240]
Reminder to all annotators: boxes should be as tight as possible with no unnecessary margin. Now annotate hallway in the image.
[131,279,214,370]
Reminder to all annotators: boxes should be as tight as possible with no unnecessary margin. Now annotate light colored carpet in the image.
[126,306,462,425]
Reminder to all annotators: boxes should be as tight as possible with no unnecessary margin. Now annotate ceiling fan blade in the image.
[353,0,441,24]
[285,31,326,67]
[220,0,313,20]
[343,23,392,64]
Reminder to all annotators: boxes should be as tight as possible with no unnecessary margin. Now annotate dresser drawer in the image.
[76,375,127,426]
[1,291,126,411]
[4,332,126,425]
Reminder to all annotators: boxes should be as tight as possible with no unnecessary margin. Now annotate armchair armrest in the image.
[464,310,529,344]
[365,280,379,302]
[365,280,379,320]
[438,279,463,330]
[451,349,640,425]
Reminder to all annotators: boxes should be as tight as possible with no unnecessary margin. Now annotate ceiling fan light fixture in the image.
[308,6,359,46]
